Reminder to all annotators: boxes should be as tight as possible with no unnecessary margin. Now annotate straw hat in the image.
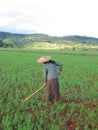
[37,56,52,63]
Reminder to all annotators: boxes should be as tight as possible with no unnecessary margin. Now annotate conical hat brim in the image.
[37,56,52,63]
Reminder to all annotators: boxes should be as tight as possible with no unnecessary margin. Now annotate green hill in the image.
[0,31,98,50]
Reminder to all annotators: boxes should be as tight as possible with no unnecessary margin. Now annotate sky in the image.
[0,0,98,38]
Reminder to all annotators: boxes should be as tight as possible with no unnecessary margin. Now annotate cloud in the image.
[0,0,98,37]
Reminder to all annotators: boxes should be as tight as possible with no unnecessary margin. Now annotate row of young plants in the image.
[0,50,98,130]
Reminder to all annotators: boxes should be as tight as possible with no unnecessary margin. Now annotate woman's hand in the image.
[58,70,61,75]
[44,82,47,87]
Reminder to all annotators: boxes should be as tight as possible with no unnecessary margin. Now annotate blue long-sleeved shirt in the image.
[43,61,63,82]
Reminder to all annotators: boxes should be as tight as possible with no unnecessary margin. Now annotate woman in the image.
[37,56,63,103]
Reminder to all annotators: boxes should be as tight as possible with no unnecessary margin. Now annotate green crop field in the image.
[0,50,98,130]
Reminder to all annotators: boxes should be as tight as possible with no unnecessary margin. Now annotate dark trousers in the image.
[46,78,60,102]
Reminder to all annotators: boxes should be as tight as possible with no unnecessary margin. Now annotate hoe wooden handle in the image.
[23,86,44,102]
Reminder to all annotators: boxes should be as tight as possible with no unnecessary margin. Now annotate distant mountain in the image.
[0,31,98,48]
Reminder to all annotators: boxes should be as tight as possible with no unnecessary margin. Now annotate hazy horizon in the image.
[0,0,98,38]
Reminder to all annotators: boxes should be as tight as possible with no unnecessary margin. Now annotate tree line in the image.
[0,31,98,48]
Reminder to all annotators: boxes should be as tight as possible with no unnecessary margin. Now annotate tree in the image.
[0,40,4,47]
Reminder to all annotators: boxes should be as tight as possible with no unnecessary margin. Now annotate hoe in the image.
[23,86,44,102]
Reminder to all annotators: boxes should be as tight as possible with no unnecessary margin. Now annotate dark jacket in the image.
[43,61,63,82]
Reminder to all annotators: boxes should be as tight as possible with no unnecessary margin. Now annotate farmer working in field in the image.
[37,56,63,103]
